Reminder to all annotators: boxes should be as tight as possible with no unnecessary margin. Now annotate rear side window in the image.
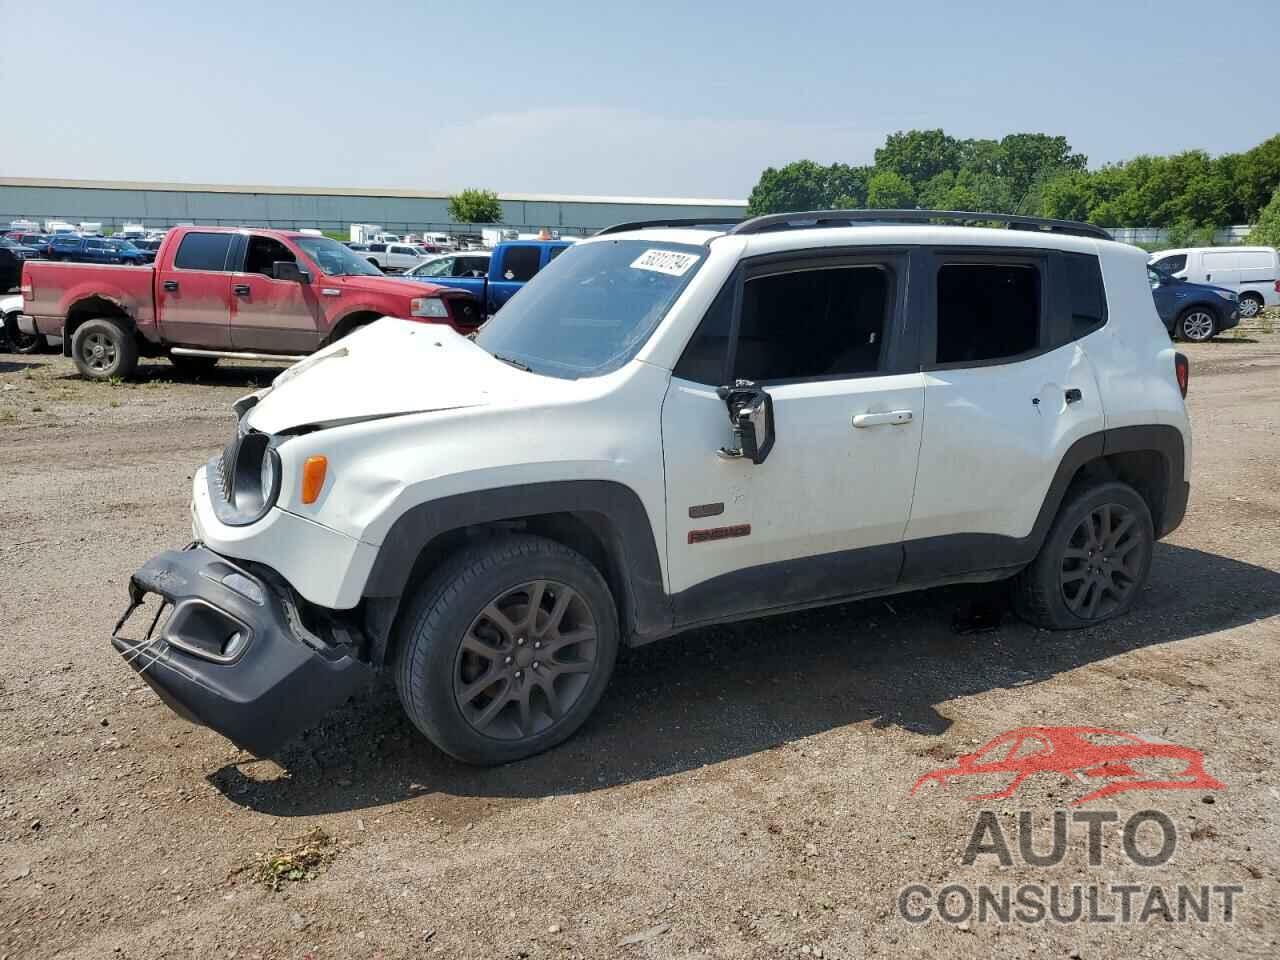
[173,232,233,271]
[500,246,542,282]
[1063,253,1107,336]
[935,263,1040,365]
[1151,253,1186,274]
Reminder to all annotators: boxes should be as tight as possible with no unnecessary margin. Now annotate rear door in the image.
[488,244,542,312]
[155,231,236,348]
[902,248,1106,581]
[229,233,324,353]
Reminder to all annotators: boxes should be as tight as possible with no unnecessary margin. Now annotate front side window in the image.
[244,236,296,276]
[935,263,1040,365]
[500,245,541,281]
[734,265,889,382]
[1151,253,1186,274]
[475,239,705,379]
[173,232,233,271]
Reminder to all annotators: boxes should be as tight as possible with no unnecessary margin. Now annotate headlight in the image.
[1214,290,1236,302]
[410,297,449,318]
[218,431,282,526]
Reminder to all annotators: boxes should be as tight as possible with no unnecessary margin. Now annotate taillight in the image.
[1174,352,1189,398]
[1274,280,1279,294]
[19,270,32,301]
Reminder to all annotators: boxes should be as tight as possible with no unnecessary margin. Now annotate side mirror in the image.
[716,380,775,464]
[273,261,309,283]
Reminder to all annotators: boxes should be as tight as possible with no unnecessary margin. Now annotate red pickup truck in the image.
[19,226,481,380]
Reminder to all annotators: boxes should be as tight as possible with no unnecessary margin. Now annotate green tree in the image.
[745,160,871,214]
[874,129,962,189]
[994,133,1087,201]
[866,170,916,208]
[447,188,503,223]
[1247,188,1280,247]
[1235,135,1280,222]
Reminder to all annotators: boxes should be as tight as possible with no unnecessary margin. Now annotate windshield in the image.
[293,236,383,277]
[475,239,705,379]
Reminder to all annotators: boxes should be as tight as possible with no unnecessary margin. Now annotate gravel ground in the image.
[1,326,1277,959]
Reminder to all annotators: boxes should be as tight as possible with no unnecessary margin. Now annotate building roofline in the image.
[0,176,747,208]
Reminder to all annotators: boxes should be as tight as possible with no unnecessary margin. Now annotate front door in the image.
[661,252,925,627]
[229,234,324,353]
[155,230,236,349]
[902,249,1106,580]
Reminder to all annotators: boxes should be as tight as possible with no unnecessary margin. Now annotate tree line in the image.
[746,131,1280,241]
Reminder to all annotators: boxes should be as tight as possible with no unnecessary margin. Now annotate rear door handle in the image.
[852,410,914,428]
[162,280,178,291]
[232,284,251,296]
[1065,388,1083,404]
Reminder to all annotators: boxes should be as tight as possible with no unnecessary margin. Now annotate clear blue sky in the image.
[3,0,1275,199]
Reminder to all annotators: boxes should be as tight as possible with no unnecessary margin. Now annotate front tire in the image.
[1013,481,1154,630]
[1178,307,1217,342]
[71,317,138,381]
[395,534,619,765]
[1238,293,1263,319]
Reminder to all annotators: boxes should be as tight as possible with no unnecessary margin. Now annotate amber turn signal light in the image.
[301,456,328,504]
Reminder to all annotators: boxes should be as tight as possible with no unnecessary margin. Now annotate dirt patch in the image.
[2,339,1279,959]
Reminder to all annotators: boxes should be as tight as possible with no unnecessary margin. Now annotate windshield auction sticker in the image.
[630,249,701,276]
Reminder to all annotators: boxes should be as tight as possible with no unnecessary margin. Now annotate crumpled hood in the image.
[244,318,520,434]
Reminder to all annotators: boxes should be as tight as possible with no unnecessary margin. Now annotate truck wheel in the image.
[169,353,219,374]
[1238,293,1263,319]
[395,534,619,765]
[1013,481,1153,630]
[4,310,46,354]
[71,318,138,381]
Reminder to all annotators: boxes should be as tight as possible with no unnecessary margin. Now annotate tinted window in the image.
[735,266,889,382]
[935,263,1040,364]
[547,245,568,262]
[500,246,542,282]
[244,236,296,276]
[368,243,386,252]
[673,282,734,385]
[1064,252,1107,336]
[174,232,233,271]
[1151,254,1186,274]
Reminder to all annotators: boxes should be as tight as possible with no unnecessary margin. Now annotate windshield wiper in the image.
[492,353,532,372]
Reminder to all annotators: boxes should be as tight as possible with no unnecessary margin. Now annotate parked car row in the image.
[1149,245,1280,319]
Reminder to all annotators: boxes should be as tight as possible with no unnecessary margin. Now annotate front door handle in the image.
[852,410,913,428]
[232,284,251,296]
[162,280,178,292]
[1065,388,1083,404]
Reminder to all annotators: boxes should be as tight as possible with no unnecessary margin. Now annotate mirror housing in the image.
[273,261,310,283]
[716,380,775,464]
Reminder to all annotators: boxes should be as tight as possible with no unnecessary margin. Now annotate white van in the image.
[1149,246,1280,318]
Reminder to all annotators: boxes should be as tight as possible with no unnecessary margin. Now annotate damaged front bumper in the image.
[111,546,373,756]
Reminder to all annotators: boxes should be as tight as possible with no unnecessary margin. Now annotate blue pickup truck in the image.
[46,235,154,265]
[400,239,572,316]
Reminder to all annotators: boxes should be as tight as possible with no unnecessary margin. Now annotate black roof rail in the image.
[595,217,744,236]
[726,209,1111,241]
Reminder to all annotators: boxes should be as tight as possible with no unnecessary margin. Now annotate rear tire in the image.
[395,534,619,765]
[1013,481,1154,630]
[4,310,46,354]
[1238,293,1263,319]
[71,317,138,381]
[1177,307,1217,342]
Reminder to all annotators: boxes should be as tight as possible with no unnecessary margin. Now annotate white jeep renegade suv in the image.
[112,210,1192,765]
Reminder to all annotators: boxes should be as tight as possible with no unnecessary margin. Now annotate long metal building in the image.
[0,177,747,235]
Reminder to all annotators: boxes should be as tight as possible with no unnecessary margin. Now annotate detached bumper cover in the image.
[111,547,373,756]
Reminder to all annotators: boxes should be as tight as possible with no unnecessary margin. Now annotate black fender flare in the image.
[362,480,672,642]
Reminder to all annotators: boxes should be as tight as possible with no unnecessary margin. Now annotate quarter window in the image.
[1063,252,1107,336]
[173,232,233,271]
[935,263,1040,365]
